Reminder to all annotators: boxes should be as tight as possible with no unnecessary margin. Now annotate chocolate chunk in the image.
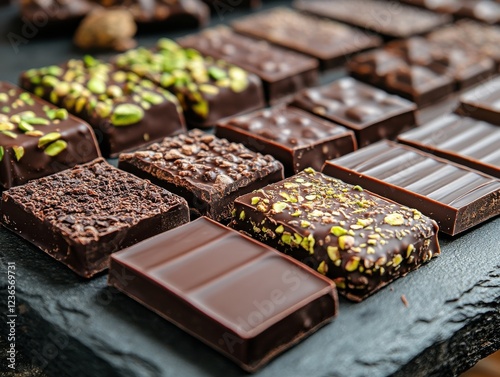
[19,57,186,157]
[118,129,284,221]
[458,77,500,126]
[216,105,356,176]
[0,158,189,278]
[323,141,500,235]
[115,39,265,128]
[178,26,319,104]
[230,168,440,302]
[231,8,382,70]
[294,0,451,39]
[0,82,100,190]
[398,114,500,179]
[290,77,416,146]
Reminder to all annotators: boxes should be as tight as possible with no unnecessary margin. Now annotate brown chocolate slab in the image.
[457,76,500,126]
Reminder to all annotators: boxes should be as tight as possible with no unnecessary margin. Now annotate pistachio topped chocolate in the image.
[114,39,265,127]
[230,168,440,302]
[19,56,186,156]
[0,82,100,190]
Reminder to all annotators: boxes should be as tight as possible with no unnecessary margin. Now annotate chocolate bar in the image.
[109,216,337,372]
[178,26,319,104]
[231,8,382,70]
[457,77,500,126]
[201,0,261,10]
[322,141,500,235]
[230,168,440,302]
[0,158,189,278]
[290,77,416,146]
[118,129,284,221]
[0,82,100,190]
[293,0,451,39]
[20,57,186,157]
[397,114,500,179]
[216,105,356,176]
[115,39,265,128]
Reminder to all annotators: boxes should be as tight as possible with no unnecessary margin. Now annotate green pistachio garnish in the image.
[0,93,8,102]
[345,256,360,272]
[384,212,405,226]
[239,210,245,220]
[406,244,415,258]
[272,201,288,213]
[142,92,164,105]
[251,197,260,205]
[208,66,227,81]
[327,246,340,262]
[107,85,123,98]
[199,84,219,95]
[41,75,59,88]
[44,140,67,156]
[317,261,328,275]
[305,194,316,201]
[275,225,284,234]
[338,235,355,250]
[38,132,61,148]
[0,122,15,131]
[353,185,363,191]
[230,79,249,93]
[25,130,44,137]
[54,82,71,97]
[392,254,403,267]
[330,226,347,237]
[23,117,50,126]
[88,78,106,95]
[291,209,302,217]
[18,120,34,132]
[111,104,144,126]
[281,233,292,245]
[192,100,209,119]
[1,130,17,139]
[13,145,24,161]
[304,167,316,174]
[0,146,3,161]
[300,220,311,228]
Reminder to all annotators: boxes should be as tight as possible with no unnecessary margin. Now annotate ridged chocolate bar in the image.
[108,217,338,372]
[323,141,500,235]
[457,77,500,126]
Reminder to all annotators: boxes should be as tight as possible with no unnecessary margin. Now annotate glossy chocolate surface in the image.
[323,141,500,235]
[1,158,189,277]
[230,168,440,302]
[119,129,284,221]
[108,216,338,372]
[178,26,319,104]
[458,77,500,126]
[216,105,356,176]
[0,82,100,190]
[231,8,382,70]
[290,77,416,146]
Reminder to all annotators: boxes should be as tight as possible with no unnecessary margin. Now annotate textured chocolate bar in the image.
[1,158,189,277]
[230,168,440,302]
[457,77,500,126]
[108,216,338,372]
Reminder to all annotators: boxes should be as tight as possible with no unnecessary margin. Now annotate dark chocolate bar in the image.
[216,105,356,176]
[0,82,100,190]
[322,141,500,235]
[201,0,261,10]
[397,114,500,179]
[20,57,186,157]
[118,129,284,221]
[230,168,440,302]
[0,158,189,278]
[178,26,319,104]
[457,77,500,126]
[231,8,382,70]
[115,39,265,128]
[290,77,416,147]
[108,216,338,372]
[293,0,451,39]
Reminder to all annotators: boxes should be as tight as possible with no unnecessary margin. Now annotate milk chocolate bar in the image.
[457,77,500,126]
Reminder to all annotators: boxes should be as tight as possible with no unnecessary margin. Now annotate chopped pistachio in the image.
[192,100,209,119]
[291,209,302,217]
[300,220,311,228]
[345,256,361,272]
[38,132,61,148]
[338,235,355,250]
[208,66,227,80]
[275,225,284,234]
[199,84,219,95]
[142,92,164,105]
[0,93,8,102]
[251,197,260,205]
[0,146,3,161]
[352,185,363,191]
[1,130,17,139]
[18,120,34,132]
[305,194,316,201]
[281,233,292,245]
[327,246,340,262]
[406,244,415,258]
[111,104,144,126]
[392,254,403,267]
[384,212,405,226]
[25,130,44,137]
[317,261,328,275]
[272,201,288,213]
[12,145,24,161]
[239,210,246,220]
[44,140,67,156]
[330,226,347,237]
[0,122,15,131]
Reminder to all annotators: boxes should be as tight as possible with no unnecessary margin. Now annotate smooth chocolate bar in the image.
[20,57,186,157]
[0,82,100,190]
[178,26,319,104]
[109,216,338,372]
[1,158,189,278]
[293,0,451,39]
[216,105,356,176]
[231,8,382,70]
[398,114,500,179]
[322,141,500,235]
[118,129,284,221]
[457,77,500,126]
[115,39,265,128]
[230,168,440,302]
[290,77,416,147]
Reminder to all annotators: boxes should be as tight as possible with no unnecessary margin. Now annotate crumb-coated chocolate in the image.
[115,39,264,128]
[178,26,319,104]
[457,77,500,126]
[109,216,337,372]
[231,8,382,70]
[1,158,189,278]
[216,105,356,176]
[323,141,500,236]
[398,114,500,179]
[119,129,284,221]
[294,0,451,39]
[290,77,416,147]
[0,82,100,190]
[230,168,440,302]
[20,57,186,157]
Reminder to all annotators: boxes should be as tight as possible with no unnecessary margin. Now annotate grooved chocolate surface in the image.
[119,129,284,221]
[293,0,451,39]
[216,105,356,175]
[108,216,338,373]
[0,81,100,190]
[290,77,416,146]
[231,8,382,70]
[178,26,319,104]
[458,77,500,126]
[398,114,500,178]
[230,168,440,302]
[0,158,189,277]
[323,141,500,235]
